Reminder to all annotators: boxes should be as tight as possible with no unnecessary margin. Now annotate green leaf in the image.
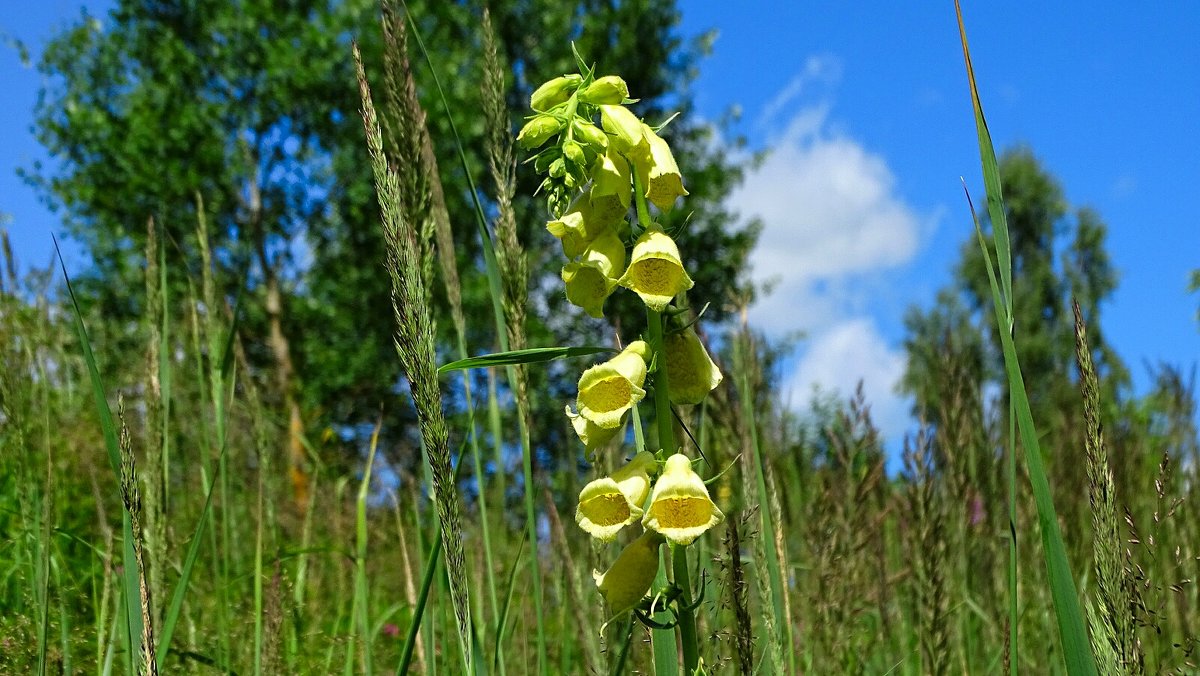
[438,346,617,375]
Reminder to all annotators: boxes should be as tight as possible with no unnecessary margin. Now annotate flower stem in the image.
[635,153,700,673]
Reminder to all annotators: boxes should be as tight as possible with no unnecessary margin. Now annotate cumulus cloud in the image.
[783,318,912,441]
[728,57,930,442]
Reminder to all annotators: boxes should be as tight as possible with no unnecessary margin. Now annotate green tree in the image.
[904,147,1127,427]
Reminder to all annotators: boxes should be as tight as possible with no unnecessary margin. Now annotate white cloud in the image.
[783,318,912,442]
[727,59,931,444]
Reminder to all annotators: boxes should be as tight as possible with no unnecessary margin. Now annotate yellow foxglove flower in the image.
[565,405,623,451]
[579,75,630,105]
[664,327,723,405]
[576,341,650,429]
[593,530,666,617]
[600,104,648,157]
[589,146,632,225]
[642,453,724,545]
[634,124,689,210]
[617,228,694,311]
[562,229,627,318]
[517,114,563,150]
[530,74,581,112]
[547,190,623,259]
[575,451,658,541]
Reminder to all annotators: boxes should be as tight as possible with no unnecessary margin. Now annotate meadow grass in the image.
[1,4,1198,675]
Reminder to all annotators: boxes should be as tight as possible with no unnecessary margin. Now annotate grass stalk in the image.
[354,40,474,672]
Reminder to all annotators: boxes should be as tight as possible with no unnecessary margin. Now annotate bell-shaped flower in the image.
[600,104,648,157]
[593,530,666,617]
[562,228,627,318]
[633,125,688,211]
[589,146,632,225]
[575,451,658,541]
[642,453,724,545]
[566,405,623,452]
[616,228,694,311]
[576,341,650,429]
[547,189,624,259]
[517,114,563,150]
[530,74,581,112]
[579,75,630,105]
[664,327,723,405]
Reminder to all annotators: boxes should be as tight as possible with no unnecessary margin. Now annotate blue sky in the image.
[2,2,1197,441]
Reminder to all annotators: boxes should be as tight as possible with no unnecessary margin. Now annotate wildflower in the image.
[517,114,564,150]
[576,341,650,429]
[664,327,722,405]
[530,74,581,112]
[634,125,689,210]
[600,104,648,157]
[565,405,623,452]
[642,453,724,545]
[562,229,627,318]
[578,75,630,105]
[589,145,632,225]
[593,530,666,616]
[616,228,694,312]
[576,451,658,541]
[546,194,614,258]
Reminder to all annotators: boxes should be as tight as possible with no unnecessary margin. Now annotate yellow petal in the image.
[642,453,724,545]
[576,341,650,429]
[664,327,723,405]
[575,451,657,541]
[616,228,694,312]
[562,229,627,317]
[633,125,689,211]
[566,405,623,451]
[593,530,665,616]
[589,146,632,224]
[547,189,621,259]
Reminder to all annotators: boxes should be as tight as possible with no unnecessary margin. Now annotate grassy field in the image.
[1,5,1197,676]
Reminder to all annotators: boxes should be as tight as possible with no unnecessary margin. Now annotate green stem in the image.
[635,167,700,673]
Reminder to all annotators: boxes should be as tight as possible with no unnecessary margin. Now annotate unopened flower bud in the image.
[600,104,648,157]
[593,530,665,617]
[578,75,630,105]
[530,74,581,112]
[517,114,563,149]
[571,118,609,151]
[563,139,586,166]
[664,327,723,405]
[548,156,567,178]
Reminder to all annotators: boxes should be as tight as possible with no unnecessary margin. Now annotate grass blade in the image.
[438,346,617,374]
[953,11,1099,666]
[53,236,144,668]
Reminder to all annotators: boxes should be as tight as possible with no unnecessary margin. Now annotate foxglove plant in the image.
[519,53,725,671]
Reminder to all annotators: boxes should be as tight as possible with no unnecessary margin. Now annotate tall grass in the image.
[3,4,1200,676]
